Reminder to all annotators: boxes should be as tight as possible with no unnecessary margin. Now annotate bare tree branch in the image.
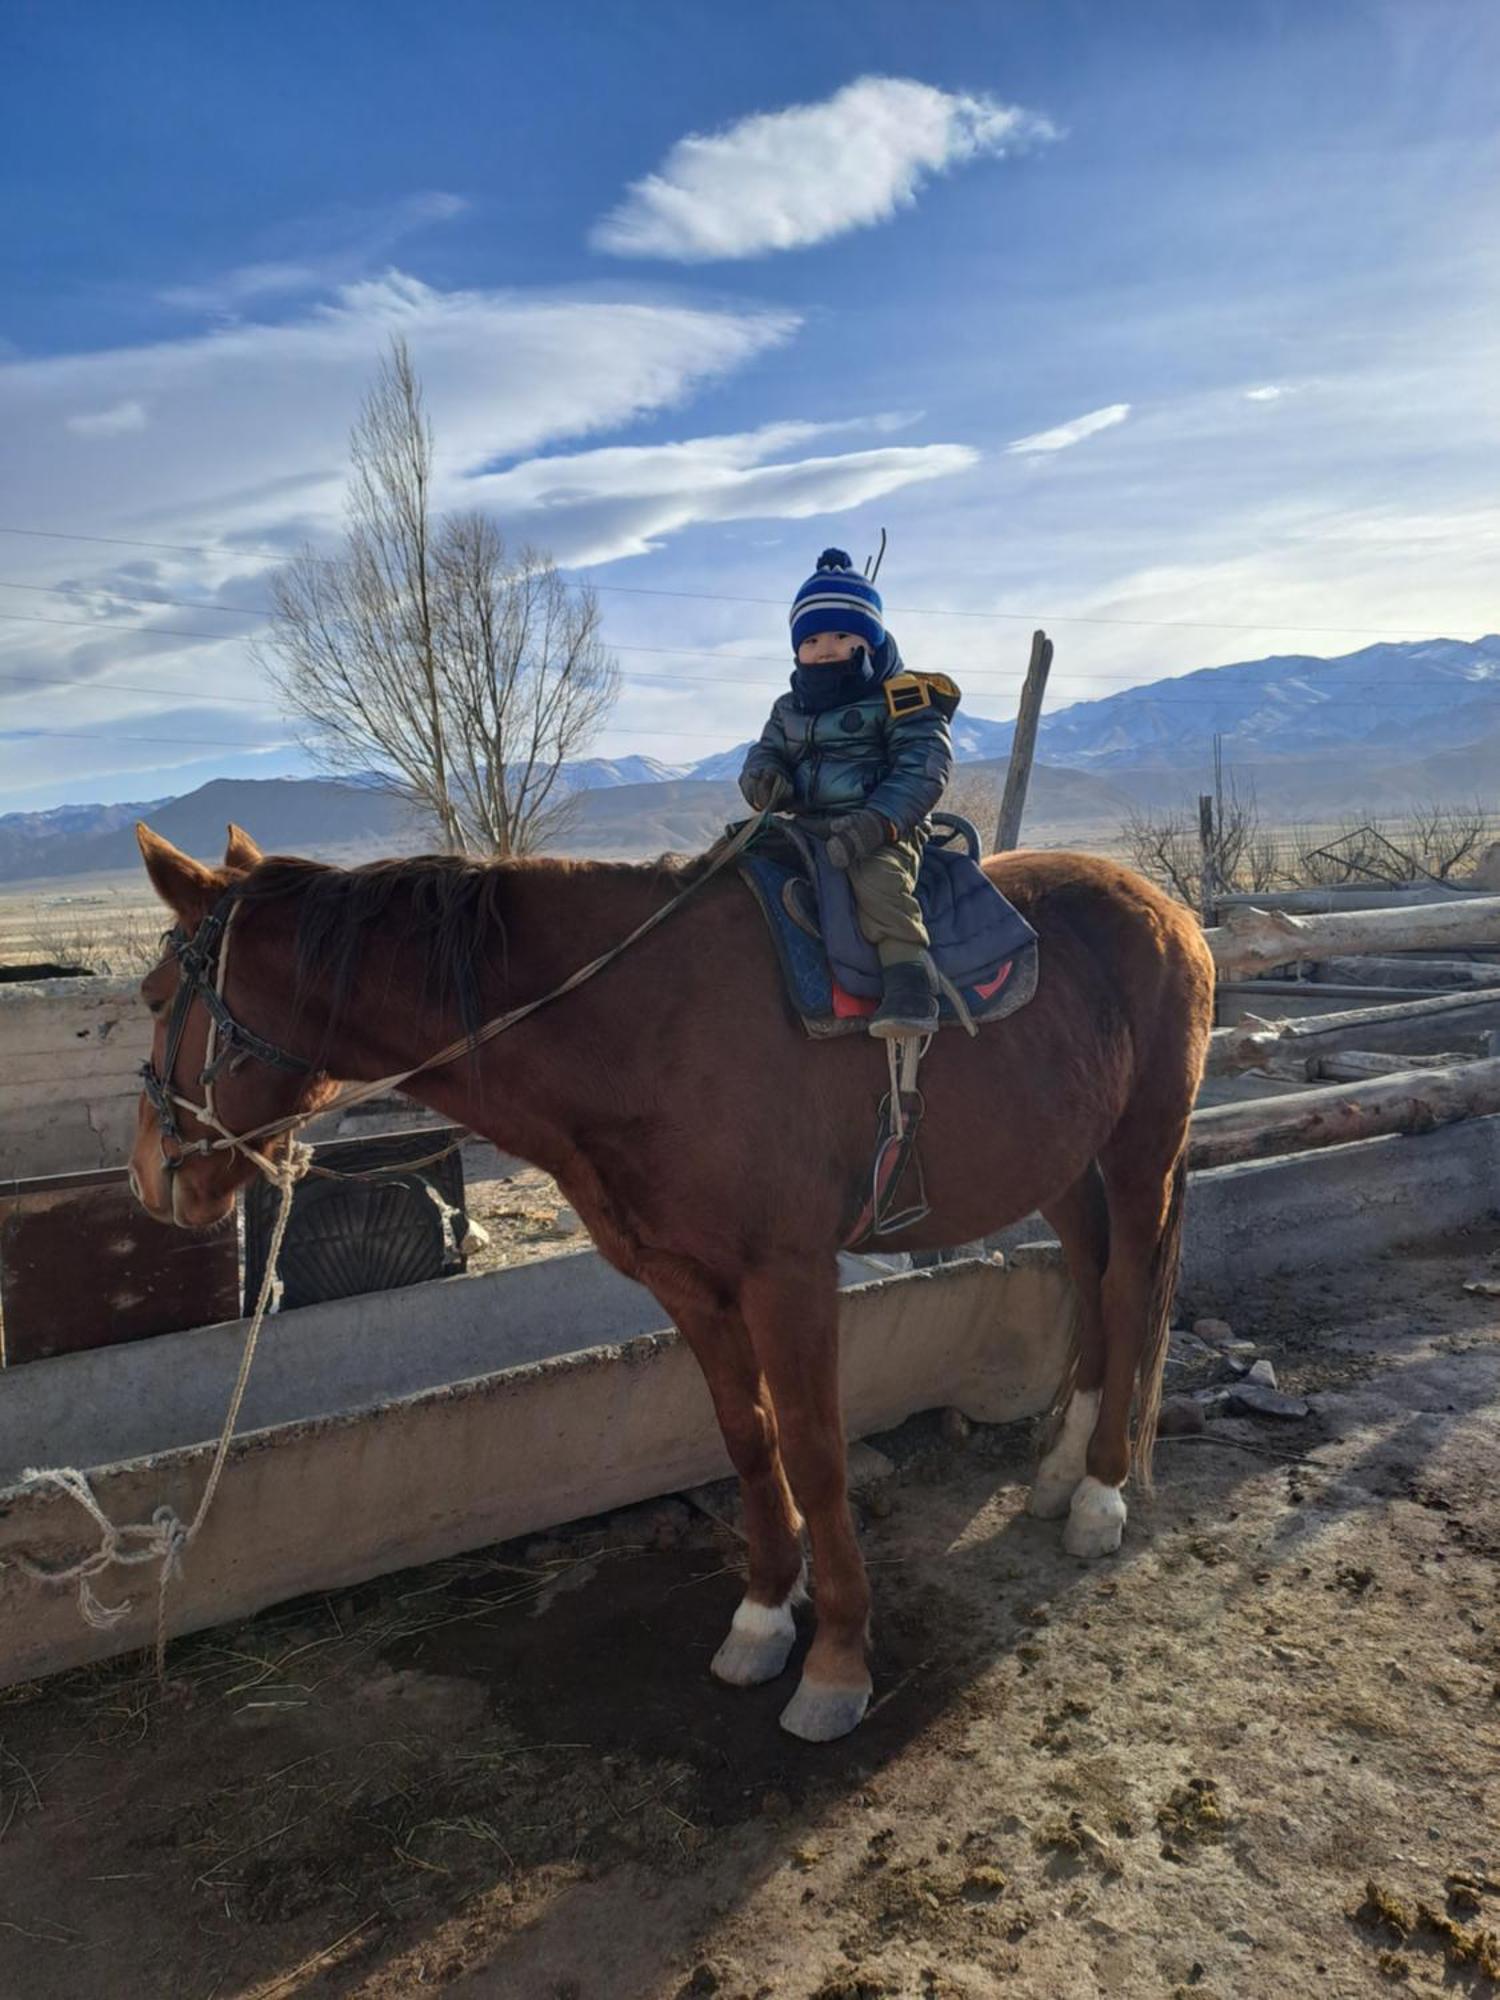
[260,340,619,857]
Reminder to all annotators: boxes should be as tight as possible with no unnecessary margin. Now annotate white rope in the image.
[18,1139,310,1680]
[15,811,771,1677]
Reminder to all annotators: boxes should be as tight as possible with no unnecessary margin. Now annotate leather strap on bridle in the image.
[143,811,773,1186]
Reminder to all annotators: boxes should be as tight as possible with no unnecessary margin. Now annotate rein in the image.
[18,813,773,1675]
[149,810,773,1184]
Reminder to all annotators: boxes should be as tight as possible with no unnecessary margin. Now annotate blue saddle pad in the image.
[736,816,1039,1039]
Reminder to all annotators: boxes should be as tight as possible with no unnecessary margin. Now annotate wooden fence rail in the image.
[1205,894,1500,981]
[1188,1056,1500,1170]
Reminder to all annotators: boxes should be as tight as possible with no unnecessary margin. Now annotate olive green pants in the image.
[847,829,929,967]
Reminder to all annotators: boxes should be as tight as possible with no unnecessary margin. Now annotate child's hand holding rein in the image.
[824,809,890,870]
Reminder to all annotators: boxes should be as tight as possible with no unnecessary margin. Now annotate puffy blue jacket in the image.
[739,639,958,835]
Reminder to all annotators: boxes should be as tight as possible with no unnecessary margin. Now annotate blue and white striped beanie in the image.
[789,548,884,655]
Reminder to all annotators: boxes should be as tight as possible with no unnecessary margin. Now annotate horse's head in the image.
[130,822,331,1229]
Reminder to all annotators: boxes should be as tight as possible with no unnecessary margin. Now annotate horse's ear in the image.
[136,824,218,921]
[224,823,263,872]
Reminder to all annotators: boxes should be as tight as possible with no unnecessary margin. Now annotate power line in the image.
[0,522,1474,639]
[0,578,268,618]
[3,605,1496,703]
[0,621,1496,718]
[0,726,293,749]
[0,665,282,708]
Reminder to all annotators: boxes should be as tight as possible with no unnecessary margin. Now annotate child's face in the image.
[796,630,864,666]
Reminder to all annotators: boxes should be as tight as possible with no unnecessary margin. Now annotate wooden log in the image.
[1312,1049,1474,1081]
[1311,955,1500,989]
[994,630,1053,852]
[1213,886,1484,914]
[1206,893,1500,980]
[1188,1056,1500,1169]
[1207,985,1500,1075]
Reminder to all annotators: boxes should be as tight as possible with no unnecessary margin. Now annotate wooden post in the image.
[994,630,1053,853]
[1198,793,1218,924]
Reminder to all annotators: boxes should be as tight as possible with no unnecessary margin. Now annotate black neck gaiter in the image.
[790,648,876,715]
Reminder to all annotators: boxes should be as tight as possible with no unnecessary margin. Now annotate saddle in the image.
[737,813,1039,1039]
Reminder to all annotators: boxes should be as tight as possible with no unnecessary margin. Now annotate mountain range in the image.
[4,635,1496,882]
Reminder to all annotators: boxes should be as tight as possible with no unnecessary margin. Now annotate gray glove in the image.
[824,808,890,870]
[740,767,790,812]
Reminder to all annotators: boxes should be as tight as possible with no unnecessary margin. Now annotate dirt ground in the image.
[1,1230,1497,2000]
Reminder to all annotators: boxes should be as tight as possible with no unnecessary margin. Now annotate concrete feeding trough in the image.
[0,1246,1073,1689]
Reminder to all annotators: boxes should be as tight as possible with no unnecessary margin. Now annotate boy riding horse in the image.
[739,549,959,1037]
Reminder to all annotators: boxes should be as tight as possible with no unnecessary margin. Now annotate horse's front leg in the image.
[651,1280,807,1686]
[738,1257,872,1742]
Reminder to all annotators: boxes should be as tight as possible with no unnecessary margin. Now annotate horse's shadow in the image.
[381,1306,1500,1999]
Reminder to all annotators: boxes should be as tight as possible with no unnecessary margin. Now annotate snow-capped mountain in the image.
[1030,636,1500,770]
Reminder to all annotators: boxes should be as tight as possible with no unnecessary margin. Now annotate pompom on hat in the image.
[789,548,884,655]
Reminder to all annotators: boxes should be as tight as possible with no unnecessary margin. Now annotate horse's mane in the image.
[235,848,703,1049]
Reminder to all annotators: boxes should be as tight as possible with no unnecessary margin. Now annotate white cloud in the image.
[159,192,472,312]
[64,398,147,438]
[3,274,797,552]
[0,278,985,797]
[1244,384,1287,402]
[591,76,1057,262]
[465,419,978,564]
[1005,403,1131,455]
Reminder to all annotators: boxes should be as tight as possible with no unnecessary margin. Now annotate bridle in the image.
[140,889,313,1181]
[137,808,775,1191]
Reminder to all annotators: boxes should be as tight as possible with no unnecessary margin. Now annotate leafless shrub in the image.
[22,906,162,977]
[1405,798,1493,880]
[940,768,1003,846]
[1121,773,1281,908]
[1121,807,1203,907]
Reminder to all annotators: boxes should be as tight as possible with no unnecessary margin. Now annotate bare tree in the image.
[1122,774,1278,910]
[1406,798,1493,880]
[1121,806,1202,906]
[264,338,619,856]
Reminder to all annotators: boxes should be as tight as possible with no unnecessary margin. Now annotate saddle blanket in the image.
[737,817,1039,1040]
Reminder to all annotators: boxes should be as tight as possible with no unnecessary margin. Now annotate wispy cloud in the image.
[591,76,1057,263]
[1005,403,1131,455]
[1243,384,1288,402]
[160,192,472,312]
[64,399,147,438]
[466,419,978,564]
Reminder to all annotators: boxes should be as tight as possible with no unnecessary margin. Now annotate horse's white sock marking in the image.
[1028,1387,1101,1518]
[729,1595,797,1643]
[1062,1474,1127,1558]
[711,1565,807,1687]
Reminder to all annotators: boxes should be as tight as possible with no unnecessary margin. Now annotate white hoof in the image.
[1062,1475,1126,1559]
[1029,1388,1100,1520]
[710,1590,799,1687]
[779,1677,871,1742]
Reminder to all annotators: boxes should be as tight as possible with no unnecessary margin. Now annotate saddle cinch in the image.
[737,812,1039,1040]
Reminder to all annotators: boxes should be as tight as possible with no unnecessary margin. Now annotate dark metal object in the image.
[242,1127,468,1315]
[0,1174,240,1365]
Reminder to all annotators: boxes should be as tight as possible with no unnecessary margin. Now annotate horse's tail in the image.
[1130,1148,1189,1493]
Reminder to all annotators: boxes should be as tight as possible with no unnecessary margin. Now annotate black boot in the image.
[870,955,939,1038]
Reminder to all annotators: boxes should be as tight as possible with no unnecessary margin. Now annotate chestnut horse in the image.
[131,822,1214,1741]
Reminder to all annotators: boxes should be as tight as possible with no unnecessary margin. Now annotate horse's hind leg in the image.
[645,1267,806,1687]
[737,1257,873,1742]
[1063,1135,1189,1559]
[1028,1162,1109,1520]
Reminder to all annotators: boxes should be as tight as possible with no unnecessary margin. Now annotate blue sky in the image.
[2,0,1498,809]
